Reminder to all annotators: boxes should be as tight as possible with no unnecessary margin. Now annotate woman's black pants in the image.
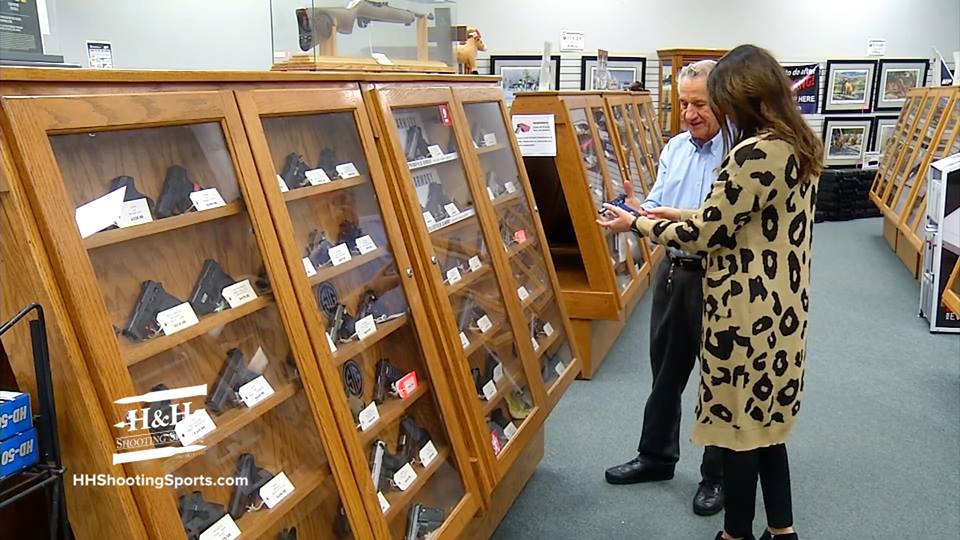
[721,443,793,538]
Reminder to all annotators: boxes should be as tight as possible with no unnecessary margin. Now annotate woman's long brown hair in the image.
[708,45,823,182]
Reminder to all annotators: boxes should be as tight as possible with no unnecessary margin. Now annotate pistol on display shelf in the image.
[356,289,388,322]
[406,504,445,540]
[279,527,297,540]
[337,220,364,255]
[398,416,431,463]
[147,383,181,448]
[156,165,202,219]
[373,358,406,404]
[179,491,226,540]
[296,0,429,51]
[189,259,235,316]
[425,183,450,221]
[531,317,548,339]
[109,175,155,211]
[307,229,334,268]
[370,440,407,492]
[206,349,258,415]
[486,171,506,198]
[122,280,183,342]
[281,152,310,189]
[317,148,341,180]
[229,453,274,518]
[405,125,432,162]
[328,303,358,344]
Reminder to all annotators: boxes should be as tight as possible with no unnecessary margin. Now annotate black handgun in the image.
[189,259,235,316]
[156,165,201,218]
[281,152,310,189]
[318,147,341,179]
[179,491,226,540]
[307,229,334,268]
[206,349,258,414]
[147,383,180,448]
[356,289,387,322]
[279,527,297,540]
[405,504,445,539]
[486,171,506,198]
[337,220,364,255]
[405,125,431,162]
[398,416,431,463]
[425,183,450,221]
[109,175,155,210]
[370,440,407,492]
[229,453,274,518]
[122,280,183,341]
[373,358,406,404]
[327,303,358,343]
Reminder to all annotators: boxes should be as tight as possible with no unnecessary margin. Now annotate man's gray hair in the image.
[677,59,717,84]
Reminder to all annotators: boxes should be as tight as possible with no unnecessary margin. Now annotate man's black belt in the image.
[668,253,704,271]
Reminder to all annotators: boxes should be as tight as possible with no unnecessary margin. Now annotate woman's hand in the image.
[645,206,681,221]
[597,203,637,233]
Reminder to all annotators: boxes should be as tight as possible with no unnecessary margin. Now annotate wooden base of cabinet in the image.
[883,215,898,252]
[896,230,922,279]
[570,317,623,380]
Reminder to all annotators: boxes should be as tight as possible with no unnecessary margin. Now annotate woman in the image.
[598,44,821,540]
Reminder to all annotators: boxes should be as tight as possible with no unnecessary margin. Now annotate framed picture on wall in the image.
[579,55,646,90]
[822,60,877,113]
[873,59,929,111]
[489,55,562,102]
[871,116,900,154]
[822,117,872,167]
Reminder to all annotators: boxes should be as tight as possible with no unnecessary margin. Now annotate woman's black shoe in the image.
[714,532,756,540]
[758,531,798,540]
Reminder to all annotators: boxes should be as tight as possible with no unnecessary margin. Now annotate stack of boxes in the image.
[815,169,882,223]
[0,391,39,479]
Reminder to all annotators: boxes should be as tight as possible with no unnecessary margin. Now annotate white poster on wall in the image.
[559,31,584,52]
[511,114,556,157]
[866,38,887,56]
[86,41,114,68]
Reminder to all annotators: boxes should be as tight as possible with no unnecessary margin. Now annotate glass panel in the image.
[392,103,535,461]
[876,96,918,196]
[591,106,634,293]
[887,96,933,206]
[568,108,605,206]
[906,99,960,226]
[660,61,673,136]
[624,103,656,195]
[257,110,467,532]
[611,104,644,196]
[894,96,948,214]
[51,124,348,537]
[462,101,575,396]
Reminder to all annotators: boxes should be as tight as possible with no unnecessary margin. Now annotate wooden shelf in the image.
[332,315,409,367]
[282,175,368,203]
[84,202,244,250]
[163,382,300,474]
[446,264,491,297]
[236,467,330,539]
[308,246,388,286]
[492,191,522,209]
[507,238,538,259]
[481,367,527,416]
[476,142,507,155]
[123,295,274,366]
[407,152,459,171]
[534,328,563,360]
[462,318,506,357]
[383,446,451,522]
[359,384,430,445]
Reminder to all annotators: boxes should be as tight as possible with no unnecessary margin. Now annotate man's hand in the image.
[645,206,681,221]
[623,179,644,212]
[597,203,637,233]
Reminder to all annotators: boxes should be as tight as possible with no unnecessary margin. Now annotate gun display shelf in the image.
[656,48,727,138]
[868,87,960,276]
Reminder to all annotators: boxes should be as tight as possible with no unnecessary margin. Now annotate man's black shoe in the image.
[693,480,724,516]
[604,455,674,484]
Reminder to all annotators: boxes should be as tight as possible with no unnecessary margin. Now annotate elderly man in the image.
[604,60,724,516]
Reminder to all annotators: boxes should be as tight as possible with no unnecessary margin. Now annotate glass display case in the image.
[903,95,960,236]
[656,48,727,138]
[943,256,960,318]
[871,94,922,202]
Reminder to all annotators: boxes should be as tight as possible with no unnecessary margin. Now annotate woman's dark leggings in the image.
[722,444,793,538]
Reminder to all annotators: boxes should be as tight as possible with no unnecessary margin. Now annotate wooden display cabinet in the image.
[1,91,374,539]
[361,82,582,497]
[656,48,727,138]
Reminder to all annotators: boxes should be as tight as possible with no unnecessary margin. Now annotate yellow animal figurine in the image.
[456,27,486,74]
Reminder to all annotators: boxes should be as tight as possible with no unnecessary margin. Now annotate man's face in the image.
[679,76,720,143]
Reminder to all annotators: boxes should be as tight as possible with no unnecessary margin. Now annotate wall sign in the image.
[559,31,584,52]
[86,41,114,69]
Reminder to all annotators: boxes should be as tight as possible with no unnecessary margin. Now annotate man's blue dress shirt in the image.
[642,129,725,212]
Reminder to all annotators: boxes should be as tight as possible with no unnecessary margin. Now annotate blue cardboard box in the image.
[1,427,39,479]
[0,391,33,442]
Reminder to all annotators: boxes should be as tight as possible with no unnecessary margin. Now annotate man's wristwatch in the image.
[630,216,642,236]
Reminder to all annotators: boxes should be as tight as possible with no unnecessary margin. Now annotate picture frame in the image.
[873,59,929,111]
[821,116,873,167]
[870,115,900,154]
[579,55,646,90]
[489,54,562,103]
[822,60,877,114]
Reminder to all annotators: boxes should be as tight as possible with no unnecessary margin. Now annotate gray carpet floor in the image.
[492,218,960,539]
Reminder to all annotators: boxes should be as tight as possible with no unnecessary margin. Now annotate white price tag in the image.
[555,361,566,376]
[393,463,418,491]
[482,380,498,401]
[259,471,295,509]
[117,199,153,229]
[459,332,470,349]
[326,331,338,352]
[483,133,498,146]
[222,280,257,309]
[358,402,380,431]
[355,235,377,255]
[477,315,493,333]
[75,186,125,239]
[189,188,227,211]
[423,211,437,227]
[505,181,517,194]
[427,145,445,159]
[156,303,200,336]
[302,257,318,277]
[377,491,390,513]
[504,422,518,440]
[517,286,530,302]
[175,409,216,446]
[238,376,275,408]
[492,363,504,383]
[198,514,240,540]
[419,440,439,467]
[543,322,555,336]
[446,267,462,285]
[329,243,352,266]
[532,337,540,351]
[277,174,289,193]
[336,163,360,178]
[487,187,496,200]
[443,203,460,217]
[371,52,393,65]
[305,168,331,185]
[468,256,482,272]
[355,314,377,340]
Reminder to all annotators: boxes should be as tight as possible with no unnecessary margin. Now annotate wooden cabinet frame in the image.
[657,48,727,138]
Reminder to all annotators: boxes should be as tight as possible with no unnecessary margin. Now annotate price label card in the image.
[117,199,153,229]
[554,361,566,377]
[459,332,470,349]
[305,168,331,185]
[543,322,555,336]
[492,363,504,383]
[419,440,438,467]
[302,257,318,277]
[446,267,462,285]
[358,402,380,431]
[505,181,517,194]
[443,202,460,217]
[469,256,482,272]
[336,163,360,178]
[198,514,240,540]
[277,175,290,193]
[427,145,445,159]
[75,186,126,239]
[222,280,257,309]
[514,230,528,243]
[532,337,540,351]
[189,188,227,211]
[175,409,216,446]
[259,471,295,509]
[477,314,493,333]
[157,303,200,336]
[377,491,390,513]
[355,314,377,340]
[422,211,437,228]
[517,286,530,302]
[482,380,498,401]
[238,376,275,408]
[355,235,377,255]
[325,331,338,352]
[504,422,518,440]
[393,463,418,491]
[396,371,418,399]
[487,187,496,200]
[329,243,352,266]
[483,133,498,146]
